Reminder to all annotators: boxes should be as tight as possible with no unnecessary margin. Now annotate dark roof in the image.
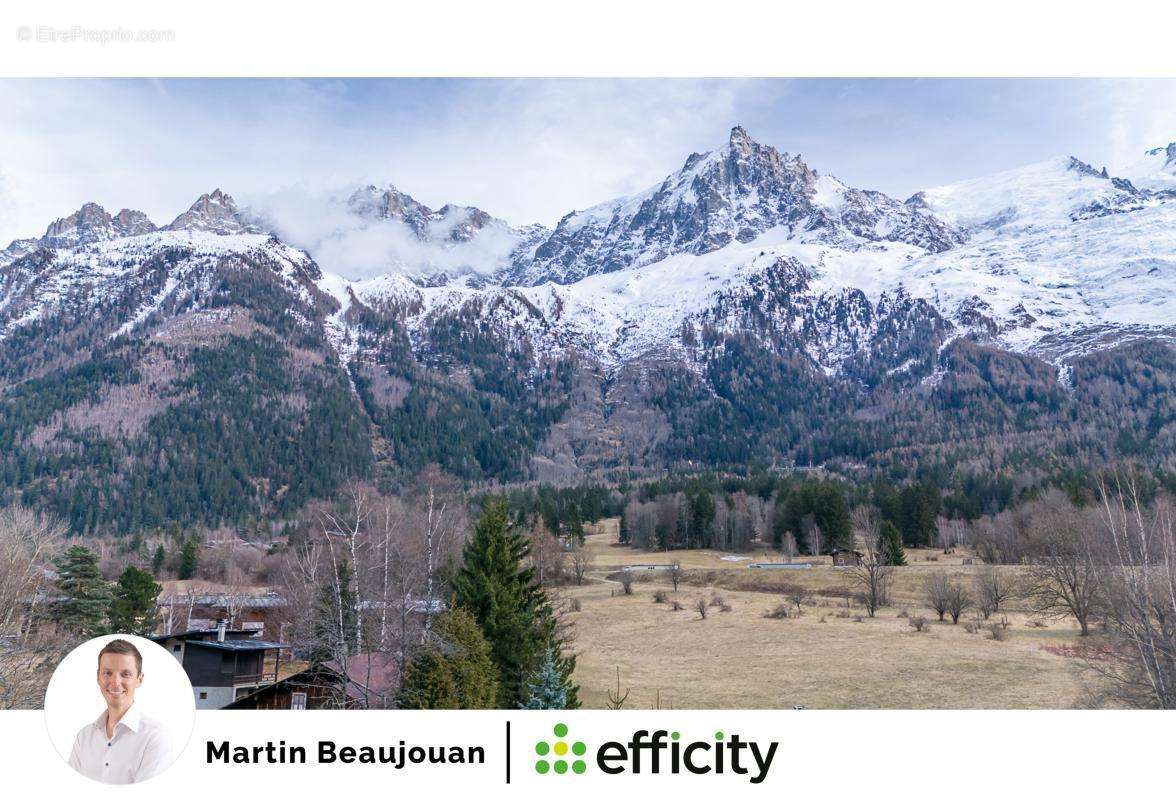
[157,595,286,607]
[224,653,399,709]
[185,638,289,651]
[149,629,259,641]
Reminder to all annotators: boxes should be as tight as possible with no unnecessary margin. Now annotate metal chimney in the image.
[216,618,227,642]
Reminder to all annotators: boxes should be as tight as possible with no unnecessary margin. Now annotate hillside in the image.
[1,128,1173,533]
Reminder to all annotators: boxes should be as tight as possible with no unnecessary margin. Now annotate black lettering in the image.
[683,742,711,774]
[207,741,229,763]
[597,742,627,774]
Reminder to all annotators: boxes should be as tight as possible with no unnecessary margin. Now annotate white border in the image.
[0,0,1174,77]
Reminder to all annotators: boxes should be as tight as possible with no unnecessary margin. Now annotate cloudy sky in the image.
[1,78,1174,248]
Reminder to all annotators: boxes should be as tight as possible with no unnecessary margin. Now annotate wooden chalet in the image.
[225,652,400,710]
[149,620,289,709]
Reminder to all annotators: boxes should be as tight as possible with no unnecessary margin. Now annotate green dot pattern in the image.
[534,722,586,776]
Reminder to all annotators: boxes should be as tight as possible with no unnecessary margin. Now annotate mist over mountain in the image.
[1,128,1173,534]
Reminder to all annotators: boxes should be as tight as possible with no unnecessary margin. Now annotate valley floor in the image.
[561,520,1097,709]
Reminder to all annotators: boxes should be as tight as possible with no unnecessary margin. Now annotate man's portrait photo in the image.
[44,634,194,784]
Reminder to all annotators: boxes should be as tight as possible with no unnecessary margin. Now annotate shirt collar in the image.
[96,702,142,734]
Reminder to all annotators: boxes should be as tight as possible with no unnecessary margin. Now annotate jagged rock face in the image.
[40,202,116,248]
[512,126,963,286]
[1,131,1174,533]
[348,186,507,244]
[348,184,436,235]
[113,208,157,237]
[1145,142,1176,168]
[166,189,260,235]
[33,202,158,250]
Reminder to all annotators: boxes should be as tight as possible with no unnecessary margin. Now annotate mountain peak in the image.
[166,189,258,235]
[729,125,755,150]
[113,208,157,237]
[41,202,115,248]
[347,183,435,236]
[1145,141,1176,167]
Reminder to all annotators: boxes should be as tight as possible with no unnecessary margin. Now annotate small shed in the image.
[831,549,864,567]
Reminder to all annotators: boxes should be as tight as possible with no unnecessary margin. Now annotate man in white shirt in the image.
[68,639,172,784]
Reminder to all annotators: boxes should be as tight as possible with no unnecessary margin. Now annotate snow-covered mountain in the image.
[504,126,963,286]
[4,129,1174,375]
[333,132,1175,376]
[1,129,1173,526]
[1122,142,1176,193]
[251,183,549,285]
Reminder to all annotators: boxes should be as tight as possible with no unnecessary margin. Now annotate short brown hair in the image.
[98,639,143,675]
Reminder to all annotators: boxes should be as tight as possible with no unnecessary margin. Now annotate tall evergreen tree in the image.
[898,483,941,547]
[452,501,578,708]
[775,482,853,552]
[687,489,716,548]
[108,565,162,635]
[151,544,166,576]
[562,502,584,544]
[396,609,500,709]
[177,537,199,579]
[879,520,907,566]
[310,558,358,665]
[519,647,572,709]
[52,545,111,637]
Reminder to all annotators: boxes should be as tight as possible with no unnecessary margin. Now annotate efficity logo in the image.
[531,723,778,784]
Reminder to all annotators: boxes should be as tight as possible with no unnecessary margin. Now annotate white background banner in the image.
[2,710,1173,797]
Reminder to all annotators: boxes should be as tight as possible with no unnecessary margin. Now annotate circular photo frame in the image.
[44,634,195,784]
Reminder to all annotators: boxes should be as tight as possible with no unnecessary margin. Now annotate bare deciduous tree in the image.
[0,506,69,709]
[0,505,65,637]
[786,585,811,614]
[1024,506,1103,636]
[570,547,593,586]
[1084,479,1176,708]
[975,567,1018,619]
[845,507,891,618]
[943,580,973,624]
[617,571,634,596]
[924,573,952,622]
[529,517,568,587]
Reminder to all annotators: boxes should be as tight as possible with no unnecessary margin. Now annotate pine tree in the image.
[898,483,941,547]
[108,565,162,635]
[177,537,199,579]
[310,558,358,665]
[52,545,112,637]
[396,609,499,709]
[879,520,907,566]
[151,544,166,576]
[562,502,584,544]
[519,647,572,709]
[452,501,578,708]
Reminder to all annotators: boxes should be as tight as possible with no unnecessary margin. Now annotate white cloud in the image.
[245,185,525,280]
